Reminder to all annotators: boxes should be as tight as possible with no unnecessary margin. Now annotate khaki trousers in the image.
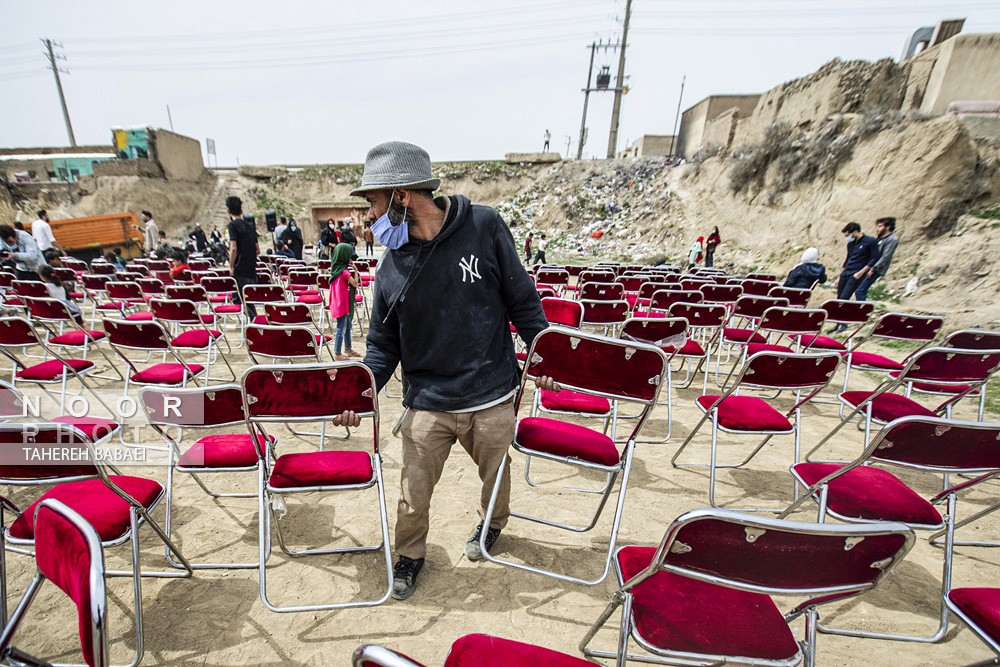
[395,398,514,560]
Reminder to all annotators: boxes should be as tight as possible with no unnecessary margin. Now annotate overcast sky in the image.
[3,1,999,166]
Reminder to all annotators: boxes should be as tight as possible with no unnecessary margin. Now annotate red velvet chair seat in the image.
[840,391,937,423]
[845,351,903,370]
[49,330,106,346]
[315,334,332,344]
[354,294,365,303]
[131,363,204,385]
[252,315,268,325]
[198,313,215,324]
[625,294,638,308]
[723,327,766,344]
[443,634,594,667]
[16,358,94,382]
[268,451,374,489]
[540,389,610,415]
[214,304,242,313]
[293,289,320,296]
[51,416,119,442]
[124,311,154,321]
[296,294,323,304]
[515,351,527,362]
[695,395,792,432]
[96,301,127,310]
[9,476,164,542]
[791,462,942,526]
[67,291,85,299]
[171,329,223,348]
[674,338,705,356]
[792,334,846,351]
[177,434,264,469]
[747,342,793,355]
[949,588,1000,644]
[616,546,799,661]
[515,417,620,467]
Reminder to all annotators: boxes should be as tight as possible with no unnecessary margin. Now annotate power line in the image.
[637,1,999,19]
[632,24,1000,36]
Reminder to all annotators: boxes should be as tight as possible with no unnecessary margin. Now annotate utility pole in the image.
[669,75,686,157]
[606,0,632,158]
[43,39,75,147]
[166,105,174,132]
[577,41,598,160]
[564,135,572,157]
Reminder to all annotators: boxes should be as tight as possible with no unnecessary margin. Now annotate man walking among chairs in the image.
[332,141,548,601]
[226,196,259,319]
[829,221,878,333]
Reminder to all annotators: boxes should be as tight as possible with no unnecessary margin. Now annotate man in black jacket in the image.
[334,141,548,601]
[830,221,878,332]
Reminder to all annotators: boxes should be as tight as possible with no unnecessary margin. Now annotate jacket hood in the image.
[392,194,470,254]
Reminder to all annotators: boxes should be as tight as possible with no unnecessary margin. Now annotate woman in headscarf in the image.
[328,242,359,360]
[784,247,828,289]
[705,226,721,267]
[687,236,704,272]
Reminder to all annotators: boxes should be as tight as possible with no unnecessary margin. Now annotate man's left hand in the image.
[535,376,561,392]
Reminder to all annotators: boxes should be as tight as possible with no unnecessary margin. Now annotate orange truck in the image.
[26,212,144,260]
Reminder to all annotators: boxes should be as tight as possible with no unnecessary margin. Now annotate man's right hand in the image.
[333,410,361,428]
[535,376,561,392]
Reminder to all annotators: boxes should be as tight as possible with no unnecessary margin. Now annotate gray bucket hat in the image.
[350,141,441,197]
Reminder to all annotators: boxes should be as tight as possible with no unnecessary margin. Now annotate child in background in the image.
[328,242,359,361]
[104,251,125,271]
[39,265,82,322]
[168,250,189,279]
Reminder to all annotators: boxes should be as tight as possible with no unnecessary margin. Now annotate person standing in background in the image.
[188,222,208,252]
[318,219,339,259]
[705,226,721,268]
[273,217,287,254]
[142,210,158,255]
[280,219,304,260]
[226,196,260,318]
[855,217,899,302]
[533,234,547,264]
[688,236,703,272]
[0,225,45,280]
[524,233,533,264]
[31,210,62,256]
[362,221,375,255]
[543,130,551,152]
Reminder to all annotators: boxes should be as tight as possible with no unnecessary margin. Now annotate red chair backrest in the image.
[24,296,76,323]
[265,303,313,325]
[0,381,24,418]
[739,350,841,390]
[106,281,144,301]
[288,271,319,288]
[244,284,286,305]
[246,325,322,360]
[150,298,203,325]
[740,279,775,296]
[581,300,630,325]
[869,416,1000,472]
[201,276,237,295]
[897,347,1000,386]
[117,271,144,283]
[140,385,246,428]
[536,269,569,287]
[732,295,789,320]
[89,263,116,275]
[135,278,165,296]
[746,272,777,282]
[637,282,675,299]
[757,307,826,336]
[944,330,1000,351]
[536,287,557,299]
[524,327,666,403]
[52,267,78,285]
[146,260,170,272]
[243,363,377,420]
[0,317,40,346]
[667,302,728,329]
[580,270,616,284]
[563,265,584,277]
[870,312,944,342]
[0,272,15,289]
[768,286,812,308]
[189,259,213,271]
[80,274,111,291]
[579,282,624,301]
[656,509,912,594]
[621,316,688,350]
[679,279,712,291]
[165,285,208,303]
[0,423,98,481]
[615,277,645,293]
[13,281,49,298]
[649,289,703,312]
[540,298,584,328]
[700,284,743,304]
[821,299,875,326]
[103,318,170,351]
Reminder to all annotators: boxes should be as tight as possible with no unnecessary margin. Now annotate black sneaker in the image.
[465,521,501,561]
[391,556,424,601]
[826,324,846,335]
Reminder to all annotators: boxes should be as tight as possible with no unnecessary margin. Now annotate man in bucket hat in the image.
[334,141,547,600]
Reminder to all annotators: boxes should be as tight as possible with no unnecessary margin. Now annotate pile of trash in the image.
[498,158,694,263]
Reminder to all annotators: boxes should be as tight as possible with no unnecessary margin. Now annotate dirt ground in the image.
[4,288,1000,667]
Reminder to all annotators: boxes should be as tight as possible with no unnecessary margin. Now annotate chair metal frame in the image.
[579,508,914,667]
[480,326,668,585]
[149,297,236,384]
[241,362,393,612]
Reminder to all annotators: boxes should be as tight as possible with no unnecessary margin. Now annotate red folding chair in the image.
[149,298,235,384]
[716,294,789,371]
[791,298,875,353]
[106,281,153,320]
[580,508,913,666]
[140,384,272,570]
[89,262,116,276]
[0,317,106,416]
[628,281,674,313]
[620,316,688,440]
[716,306,827,388]
[784,416,1000,643]
[747,271,778,282]
[242,283,287,327]
[246,323,332,364]
[581,300,630,336]
[242,362,393,612]
[806,347,1000,458]
[540,297,584,329]
[679,278,712,291]
[22,296,125,382]
[0,499,111,667]
[480,327,668,585]
[102,318,206,395]
[640,288,703,317]
[671,349,841,509]
[840,311,944,393]
[0,378,120,445]
[536,268,570,296]
[699,283,743,309]
[353,634,594,667]
[740,278,776,296]
[201,276,245,339]
[665,301,727,393]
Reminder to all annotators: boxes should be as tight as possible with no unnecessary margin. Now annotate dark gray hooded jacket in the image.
[364,195,547,411]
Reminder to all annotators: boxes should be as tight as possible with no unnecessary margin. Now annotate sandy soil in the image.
[4,295,1000,666]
